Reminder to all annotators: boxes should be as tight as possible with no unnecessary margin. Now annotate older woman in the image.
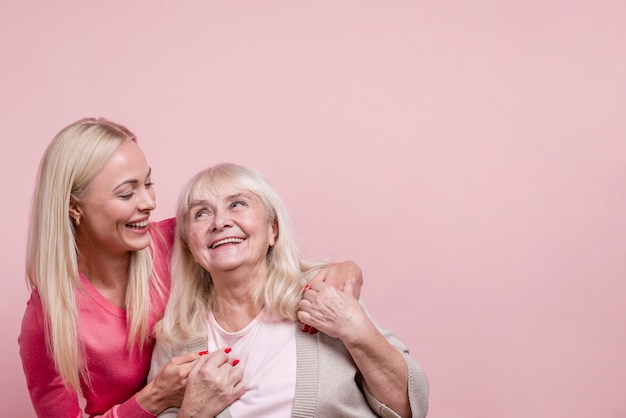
[150,163,429,418]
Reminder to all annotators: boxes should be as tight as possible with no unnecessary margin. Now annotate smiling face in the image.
[185,185,277,276]
[70,139,156,258]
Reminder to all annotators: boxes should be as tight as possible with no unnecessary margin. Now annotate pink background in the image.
[2,1,625,417]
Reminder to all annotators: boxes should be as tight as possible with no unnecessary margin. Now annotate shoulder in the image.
[151,217,176,245]
[149,218,176,263]
[18,290,46,350]
[20,289,44,322]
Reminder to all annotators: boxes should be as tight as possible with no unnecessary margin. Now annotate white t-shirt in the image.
[206,308,297,418]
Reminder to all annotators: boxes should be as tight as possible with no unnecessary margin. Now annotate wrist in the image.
[136,380,164,415]
[340,315,377,348]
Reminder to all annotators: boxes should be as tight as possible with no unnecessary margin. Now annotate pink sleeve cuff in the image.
[114,395,157,418]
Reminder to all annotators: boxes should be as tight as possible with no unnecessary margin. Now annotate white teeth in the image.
[211,237,244,249]
[126,221,149,228]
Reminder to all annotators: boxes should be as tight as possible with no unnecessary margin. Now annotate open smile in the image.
[210,237,245,249]
[126,220,149,229]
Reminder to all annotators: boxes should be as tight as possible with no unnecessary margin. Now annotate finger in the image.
[231,375,248,399]
[319,261,353,289]
[198,348,235,371]
[308,279,335,295]
[301,287,313,304]
[298,298,313,314]
[308,265,329,287]
[171,350,206,366]
[345,262,363,298]
[297,310,311,326]
[297,311,320,334]
[343,277,355,298]
[226,363,246,398]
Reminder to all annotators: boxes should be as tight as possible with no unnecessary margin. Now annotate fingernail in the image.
[232,359,240,366]
[308,327,317,334]
[198,350,208,356]
[224,347,232,354]
[301,323,310,333]
[303,284,310,291]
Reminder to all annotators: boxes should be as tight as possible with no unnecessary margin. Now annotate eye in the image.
[231,200,247,208]
[119,191,135,200]
[192,209,211,221]
[145,181,154,189]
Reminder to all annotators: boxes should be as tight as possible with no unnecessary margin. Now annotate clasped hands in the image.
[298,266,369,342]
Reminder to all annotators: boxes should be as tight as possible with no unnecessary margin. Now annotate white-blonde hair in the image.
[156,163,327,344]
[26,117,164,392]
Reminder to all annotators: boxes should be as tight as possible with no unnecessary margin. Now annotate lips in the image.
[210,237,244,249]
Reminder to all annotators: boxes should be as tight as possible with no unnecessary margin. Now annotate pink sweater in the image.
[19,219,175,418]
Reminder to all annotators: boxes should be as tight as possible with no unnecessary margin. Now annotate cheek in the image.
[185,227,205,250]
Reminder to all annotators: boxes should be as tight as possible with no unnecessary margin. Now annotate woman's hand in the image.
[297,279,369,343]
[137,352,200,414]
[300,260,364,333]
[308,260,363,299]
[177,348,247,418]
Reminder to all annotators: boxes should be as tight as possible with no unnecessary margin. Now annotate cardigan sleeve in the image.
[358,306,430,418]
[360,351,430,418]
[147,339,181,418]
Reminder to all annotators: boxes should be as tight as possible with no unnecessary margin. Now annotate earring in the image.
[74,216,80,226]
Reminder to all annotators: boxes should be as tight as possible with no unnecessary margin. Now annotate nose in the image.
[138,187,156,212]
[212,209,232,231]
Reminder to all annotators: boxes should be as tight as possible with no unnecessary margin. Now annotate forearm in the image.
[343,323,411,418]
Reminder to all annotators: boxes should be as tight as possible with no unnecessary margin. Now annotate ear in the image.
[269,219,278,247]
[69,196,82,223]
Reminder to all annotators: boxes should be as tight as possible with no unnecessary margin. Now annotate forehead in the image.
[106,140,147,167]
[90,141,149,189]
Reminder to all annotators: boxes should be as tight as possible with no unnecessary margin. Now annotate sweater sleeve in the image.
[18,292,157,418]
[19,291,83,418]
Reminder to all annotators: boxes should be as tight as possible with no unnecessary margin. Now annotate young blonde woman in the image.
[18,118,362,417]
[150,163,429,417]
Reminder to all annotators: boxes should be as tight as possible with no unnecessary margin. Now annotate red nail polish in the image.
[303,284,310,291]
[232,359,240,366]
[308,327,317,334]
[198,350,208,356]
[302,323,310,332]
[224,347,232,354]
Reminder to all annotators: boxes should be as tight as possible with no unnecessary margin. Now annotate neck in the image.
[77,248,131,308]
[212,300,261,332]
[210,268,266,332]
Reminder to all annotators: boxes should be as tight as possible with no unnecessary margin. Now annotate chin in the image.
[126,237,152,252]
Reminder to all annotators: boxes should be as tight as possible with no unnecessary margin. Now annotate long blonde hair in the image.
[156,163,328,344]
[26,118,163,392]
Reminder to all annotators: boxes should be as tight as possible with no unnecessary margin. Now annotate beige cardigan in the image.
[149,313,429,418]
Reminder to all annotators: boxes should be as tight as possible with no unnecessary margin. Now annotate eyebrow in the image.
[112,168,152,192]
[189,192,251,208]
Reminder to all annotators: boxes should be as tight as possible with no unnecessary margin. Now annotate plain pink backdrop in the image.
[2,1,625,417]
